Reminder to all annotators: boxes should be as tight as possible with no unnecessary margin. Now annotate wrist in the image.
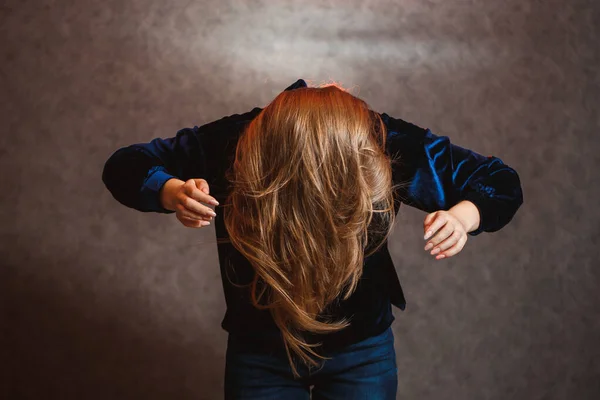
[449,200,481,233]
[159,178,185,211]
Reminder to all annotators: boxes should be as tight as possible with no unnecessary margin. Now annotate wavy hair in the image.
[216,82,406,377]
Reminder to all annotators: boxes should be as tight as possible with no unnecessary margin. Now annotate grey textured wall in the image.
[2,0,599,399]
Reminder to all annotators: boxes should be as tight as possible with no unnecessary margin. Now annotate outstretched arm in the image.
[101,107,262,214]
[102,127,206,213]
[381,112,524,237]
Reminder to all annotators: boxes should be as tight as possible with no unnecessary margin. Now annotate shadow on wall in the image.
[6,239,225,400]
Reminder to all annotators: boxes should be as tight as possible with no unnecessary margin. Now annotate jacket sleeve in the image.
[102,126,206,214]
[380,112,524,236]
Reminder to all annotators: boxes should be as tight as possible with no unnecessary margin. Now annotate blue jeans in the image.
[224,327,398,400]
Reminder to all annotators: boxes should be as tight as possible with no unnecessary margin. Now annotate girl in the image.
[102,79,523,399]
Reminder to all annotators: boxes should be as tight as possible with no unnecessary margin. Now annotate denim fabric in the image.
[224,326,398,400]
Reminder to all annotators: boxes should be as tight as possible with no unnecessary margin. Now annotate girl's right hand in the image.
[160,178,219,228]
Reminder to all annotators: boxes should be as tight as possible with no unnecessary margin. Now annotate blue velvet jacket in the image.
[102,79,523,350]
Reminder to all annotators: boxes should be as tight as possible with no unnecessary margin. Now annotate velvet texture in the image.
[102,79,523,351]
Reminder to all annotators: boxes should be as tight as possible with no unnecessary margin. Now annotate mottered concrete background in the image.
[2,0,599,399]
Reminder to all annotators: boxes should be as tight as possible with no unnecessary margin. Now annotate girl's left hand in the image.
[423,210,469,260]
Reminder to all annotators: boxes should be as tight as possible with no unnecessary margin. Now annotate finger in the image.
[193,178,211,195]
[425,222,455,250]
[186,180,219,206]
[177,213,210,228]
[429,230,461,255]
[423,212,438,237]
[192,179,219,204]
[178,194,218,219]
[424,222,454,252]
[436,235,467,258]
[180,216,211,228]
[179,209,213,221]
[424,212,446,240]
[178,204,215,222]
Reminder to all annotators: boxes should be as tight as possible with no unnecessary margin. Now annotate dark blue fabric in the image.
[224,326,398,400]
[102,78,524,351]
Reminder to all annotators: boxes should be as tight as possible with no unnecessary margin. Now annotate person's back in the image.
[102,79,524,399]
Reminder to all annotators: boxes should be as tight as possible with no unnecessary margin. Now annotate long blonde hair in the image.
[217,82,404,377]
